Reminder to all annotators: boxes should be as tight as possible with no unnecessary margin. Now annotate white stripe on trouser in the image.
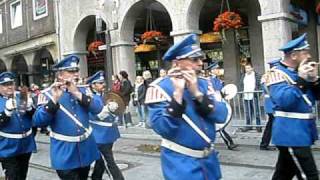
[288,147,307,180]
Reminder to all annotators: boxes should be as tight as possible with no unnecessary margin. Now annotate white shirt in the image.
[243,72,256,100]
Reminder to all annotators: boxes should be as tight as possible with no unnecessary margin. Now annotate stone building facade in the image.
[0,0,318,86]
[58,0,319,85]
[0,0,59,86]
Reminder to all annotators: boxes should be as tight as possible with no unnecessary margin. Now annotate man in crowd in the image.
[0,72,36,180]
[87,71,124,180]
[239,63,262,132]
[264,33,319,179]
[33,55,103,180]
[145,34,231,180]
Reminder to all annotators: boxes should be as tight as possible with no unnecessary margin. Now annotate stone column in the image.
[23,52,36,85]
[111,41,136,83]
[222,30,241,85]
[258,0,291,70]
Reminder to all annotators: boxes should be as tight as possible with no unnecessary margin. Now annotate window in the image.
[0,14,2,34]
[33,0,48,20]
[10,0,22,29]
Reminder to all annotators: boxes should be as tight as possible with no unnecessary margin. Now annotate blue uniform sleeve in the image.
[32,105,55,127]
[148,101,180,139]
[268,81,302,110]
[205,99,228,124]
[87,94,103,115]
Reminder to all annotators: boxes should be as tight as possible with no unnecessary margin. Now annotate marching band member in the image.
[33,55,103,180]
[264,33,319,179]
[145,34,231,180]
[87,71,124,180]
[206,62,238,150]
[0,72,36,180]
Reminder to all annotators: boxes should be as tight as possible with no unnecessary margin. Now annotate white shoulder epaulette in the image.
[264,68,295,86]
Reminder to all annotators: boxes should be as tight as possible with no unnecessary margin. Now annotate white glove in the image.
[298,61,319,82]
[5,98,16,117]
[97,105,110,120]
[107,102,119,113]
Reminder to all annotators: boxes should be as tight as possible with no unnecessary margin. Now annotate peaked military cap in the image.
[52,55,80,71]
[279,33,309,54]
[205,61,220,70]
[268,58,281,68]
[0,72,15,84]
[163,34,204,61]
[87,71,105,84]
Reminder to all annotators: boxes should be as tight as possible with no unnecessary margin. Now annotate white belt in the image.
[50,127,93,142]
[274,111,315,119]
[0,129,33,139]
[161,139,214,158]
[89,120,113,127]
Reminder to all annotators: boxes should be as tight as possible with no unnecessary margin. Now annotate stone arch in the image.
[73,13,109,52]
[32,48,54,85]
[119,0,174,42]
[11,55,29,86]
[0,59,7,72]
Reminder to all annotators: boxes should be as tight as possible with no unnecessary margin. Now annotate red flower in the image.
[88,41,104,54]
[141,31,163,41]
[213,11,243,32]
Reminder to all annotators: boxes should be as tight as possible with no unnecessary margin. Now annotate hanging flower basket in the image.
[134,44,157,53]
[213,11,243,41]
[141,31,163,42]
[88,41,105,55]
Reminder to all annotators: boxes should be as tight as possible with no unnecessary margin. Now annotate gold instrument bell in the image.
[104,92,126,115]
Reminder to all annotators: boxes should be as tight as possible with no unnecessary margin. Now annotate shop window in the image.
[10,0,22,29]
[0,13,2,34]
[33,0,48,20]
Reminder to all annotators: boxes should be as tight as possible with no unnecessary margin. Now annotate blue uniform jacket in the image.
[89,94,120,145]
[0,93,36,158]
[210,76,224,91]
[262,84,274,114]
[145,77,229,180]
[33,87,102,170]
[266,63,318,146]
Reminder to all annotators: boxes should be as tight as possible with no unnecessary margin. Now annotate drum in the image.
[215,84,237,132]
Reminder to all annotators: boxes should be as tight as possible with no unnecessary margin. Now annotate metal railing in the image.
[228,91,320,129]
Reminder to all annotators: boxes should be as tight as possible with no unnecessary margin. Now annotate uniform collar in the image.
[279,61,296,72]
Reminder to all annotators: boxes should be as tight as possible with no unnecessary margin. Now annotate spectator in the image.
[239,63,262,132]
[159,69,167,78]
[118,70,133,127]
[111,75,121,94]
[142,70,153,87]
[133,76,147,127]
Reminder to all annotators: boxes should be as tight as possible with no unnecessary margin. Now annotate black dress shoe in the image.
[228,144,239,150]
[260,146,276,151]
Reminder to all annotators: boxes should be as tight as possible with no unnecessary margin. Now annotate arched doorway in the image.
[120,0,173,79]
[197,0,263,84]
[11,55,29,87]
[33,48,54,87]
[73,15,107,77]
[0,59,7,72]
